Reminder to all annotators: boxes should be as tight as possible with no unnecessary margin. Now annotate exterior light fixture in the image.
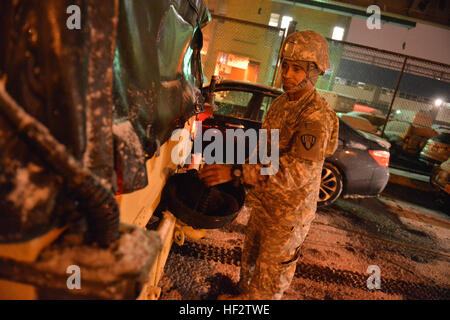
[434,98,443,107]
[332,26,345,41]
[280,16,293,30]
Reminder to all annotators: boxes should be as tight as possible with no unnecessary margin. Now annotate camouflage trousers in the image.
[238,192,315,300]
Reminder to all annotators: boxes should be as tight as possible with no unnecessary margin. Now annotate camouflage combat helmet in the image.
[281,30,330,75]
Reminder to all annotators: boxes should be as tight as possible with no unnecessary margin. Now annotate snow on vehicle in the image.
[0,0,240,300]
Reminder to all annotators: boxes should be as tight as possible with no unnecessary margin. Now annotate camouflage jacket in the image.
[242,88,339,225]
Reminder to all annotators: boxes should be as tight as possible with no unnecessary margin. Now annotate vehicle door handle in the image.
[226,123,244,129]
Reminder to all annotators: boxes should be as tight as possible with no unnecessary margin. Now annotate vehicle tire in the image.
[317,162,343,207]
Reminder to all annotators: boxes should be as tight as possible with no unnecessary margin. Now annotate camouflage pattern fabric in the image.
[239,87,338,299]
[281,30,330,74]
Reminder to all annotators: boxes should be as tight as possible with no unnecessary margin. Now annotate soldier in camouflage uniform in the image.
[199,30,339,300]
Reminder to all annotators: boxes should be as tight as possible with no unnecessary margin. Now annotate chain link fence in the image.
[315,39,450,169]
[201,14,285,87]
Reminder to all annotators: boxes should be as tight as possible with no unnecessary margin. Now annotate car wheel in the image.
[317,162,343,207]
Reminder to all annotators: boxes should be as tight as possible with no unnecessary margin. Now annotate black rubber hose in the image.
[0,77,119,247]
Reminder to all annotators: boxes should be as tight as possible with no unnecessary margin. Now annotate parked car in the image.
[430,158,450,213]
[384,120,437,158]
[432,124,450,134]
[420,131,450,167]
[344,111,388,128]
[201,80,391,206]
[337,112,379,134]
[383,120,410,144]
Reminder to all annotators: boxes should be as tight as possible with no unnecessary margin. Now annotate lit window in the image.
[281,16,293,30]
[332,26,345,40]
[269,13,280,27]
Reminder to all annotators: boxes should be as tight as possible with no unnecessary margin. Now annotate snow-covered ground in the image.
[159,185,450,300]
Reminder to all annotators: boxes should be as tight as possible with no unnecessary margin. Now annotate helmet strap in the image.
[283,63,319,98]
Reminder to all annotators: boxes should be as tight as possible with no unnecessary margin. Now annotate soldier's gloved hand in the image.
[198,164,232,187]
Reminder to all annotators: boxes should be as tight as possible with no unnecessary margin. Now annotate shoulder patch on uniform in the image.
[301,134,316,150]
[292,120,327,162]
